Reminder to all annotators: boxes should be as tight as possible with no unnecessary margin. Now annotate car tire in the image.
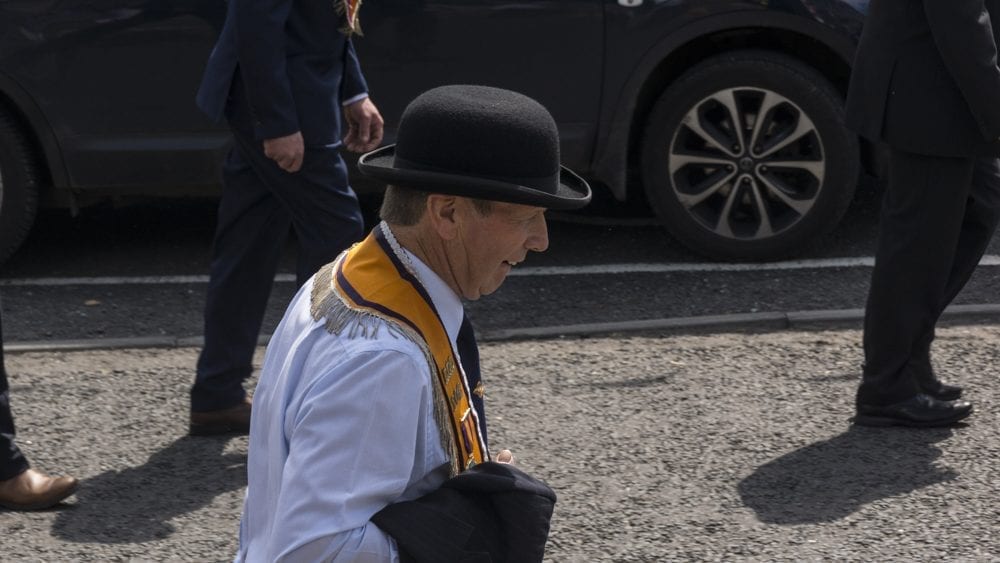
[641,50,859,261]
[0,110,40,266]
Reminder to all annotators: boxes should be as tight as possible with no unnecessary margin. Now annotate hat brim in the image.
[358,145,592,211]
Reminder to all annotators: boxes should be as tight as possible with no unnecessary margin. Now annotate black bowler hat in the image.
[358,85,591,210]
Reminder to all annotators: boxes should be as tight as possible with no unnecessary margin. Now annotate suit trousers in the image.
[192,80,365,412]
[859,148,1000,405]
[0,307,29,480]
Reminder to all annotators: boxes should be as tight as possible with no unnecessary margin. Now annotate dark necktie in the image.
[456,313,487,447]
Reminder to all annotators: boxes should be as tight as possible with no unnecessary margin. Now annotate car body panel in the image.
[355,0,605,170]
[0,0,229,191]
[0,0,868,195]
[0,0,871,261]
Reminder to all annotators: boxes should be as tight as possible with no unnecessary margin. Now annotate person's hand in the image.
[343,97,384,153]
[263,131,305,173]
[495,449,515,464]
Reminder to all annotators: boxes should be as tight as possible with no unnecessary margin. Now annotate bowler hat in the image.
[358,85,592,210]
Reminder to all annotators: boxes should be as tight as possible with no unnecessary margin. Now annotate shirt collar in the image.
[399,246,464,346]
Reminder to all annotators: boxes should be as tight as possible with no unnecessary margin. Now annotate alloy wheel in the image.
[667,87,826,241]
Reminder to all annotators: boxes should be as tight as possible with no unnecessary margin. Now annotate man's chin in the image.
[475,281,507,300]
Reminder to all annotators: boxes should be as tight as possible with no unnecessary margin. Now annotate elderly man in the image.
[235,85,590,562]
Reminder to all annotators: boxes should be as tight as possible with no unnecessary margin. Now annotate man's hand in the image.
[343,97,384,153]
[495,449,515,464]
[263,131,305,173]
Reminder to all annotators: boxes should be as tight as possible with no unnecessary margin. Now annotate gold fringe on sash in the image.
[309,230,488,475]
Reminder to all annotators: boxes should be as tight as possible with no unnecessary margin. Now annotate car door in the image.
[0,0,228,190]
[356,0,604,171]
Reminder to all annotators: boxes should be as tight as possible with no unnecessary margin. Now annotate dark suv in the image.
[0,0,869,264]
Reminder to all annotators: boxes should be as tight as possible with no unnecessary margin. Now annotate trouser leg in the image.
[859,149,976,405]
[909,156,1000,373]
[222,72,363,287]
[193,97,364,412]
[0,306,29,481]
[283,149,364,285]
[227,132,364,286]
[192,137,291,412]
[218,124,363,298]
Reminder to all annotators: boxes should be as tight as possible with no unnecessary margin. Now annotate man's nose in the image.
[527,214,549,252]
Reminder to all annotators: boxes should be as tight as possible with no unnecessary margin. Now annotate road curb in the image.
[5,304,1000,352]
[480,312,790,341]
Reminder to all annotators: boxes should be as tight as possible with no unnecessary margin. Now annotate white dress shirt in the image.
[234,245,464,562]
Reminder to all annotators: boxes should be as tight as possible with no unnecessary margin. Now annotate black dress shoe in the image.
[854,393,973,428]
[910,353,962,400]
[918,379,963,401]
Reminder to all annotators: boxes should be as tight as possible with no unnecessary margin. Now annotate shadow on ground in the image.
[738,425,958,524]
[52,435,246,543]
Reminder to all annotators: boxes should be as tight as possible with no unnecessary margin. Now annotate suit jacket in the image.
[371,462,557,563]
[845,0,1000,156]
[195,0,368,146]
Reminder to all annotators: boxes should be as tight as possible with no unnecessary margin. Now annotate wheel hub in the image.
[664,86,828,245]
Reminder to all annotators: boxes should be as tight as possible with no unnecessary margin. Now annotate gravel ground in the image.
[3,325,1000,561]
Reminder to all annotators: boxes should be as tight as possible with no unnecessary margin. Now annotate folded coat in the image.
[371,462,557,563]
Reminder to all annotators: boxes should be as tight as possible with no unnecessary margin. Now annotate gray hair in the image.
[379,185,494,226]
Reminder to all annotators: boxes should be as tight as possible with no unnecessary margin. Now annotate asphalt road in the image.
[2,180,1000,344]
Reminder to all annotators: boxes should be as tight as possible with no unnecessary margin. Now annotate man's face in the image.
[447,199,549,300]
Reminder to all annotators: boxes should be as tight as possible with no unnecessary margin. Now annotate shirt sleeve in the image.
[264,349,434,562]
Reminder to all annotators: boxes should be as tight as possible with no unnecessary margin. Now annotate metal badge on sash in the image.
[339,0,362,35]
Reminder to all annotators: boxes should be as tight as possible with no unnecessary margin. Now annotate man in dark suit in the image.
[190,0,383,435]
[845,0,1000,426]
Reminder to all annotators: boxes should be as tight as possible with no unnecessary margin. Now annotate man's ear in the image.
[425,194,459,240]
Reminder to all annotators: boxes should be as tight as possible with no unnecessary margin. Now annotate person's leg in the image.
[192,136,291,415]
[192,71,362,424]
[0,307,29,481]
[859,149,975,406]
[280,148,364,285]
[910,156,1000,384]
[0,306,79,509]
[205,133,364,308]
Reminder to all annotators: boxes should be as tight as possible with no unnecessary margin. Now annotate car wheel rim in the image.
[667,87,825,241]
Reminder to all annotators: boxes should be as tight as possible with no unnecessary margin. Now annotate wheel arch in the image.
[0,72,70,193]
[593,12,859,203]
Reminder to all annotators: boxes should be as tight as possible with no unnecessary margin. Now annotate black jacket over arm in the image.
[371,462,557,563]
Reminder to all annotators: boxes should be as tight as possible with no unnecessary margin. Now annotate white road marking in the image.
[0,274,296,287]
[2,255,1000,287]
